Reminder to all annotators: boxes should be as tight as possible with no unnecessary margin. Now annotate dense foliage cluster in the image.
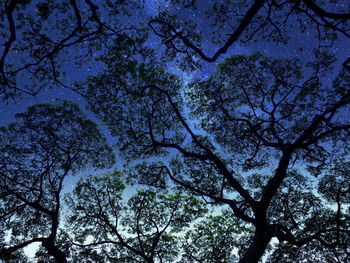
[1,0,349,262]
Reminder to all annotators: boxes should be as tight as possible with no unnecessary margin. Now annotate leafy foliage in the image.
[84,52,350,262]
[1,0,349,99]
[180,211,249,263]
[0,1,350,262]
[66,170,207,263]
[0,101,114,262]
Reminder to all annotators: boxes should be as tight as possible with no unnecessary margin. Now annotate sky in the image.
[1,0,348,120]
[1,0,349,189]
[0,0,348,184]
[1,0,350,261]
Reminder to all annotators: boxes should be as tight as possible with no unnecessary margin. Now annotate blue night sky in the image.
[1,0,349,191]
[1,0,350,262]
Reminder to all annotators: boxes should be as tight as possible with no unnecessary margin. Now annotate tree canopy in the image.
[83,50,350,262]
[66,170,207,263]
[0,101,114,262]
[0,0,350,262]
[1,0,349,99]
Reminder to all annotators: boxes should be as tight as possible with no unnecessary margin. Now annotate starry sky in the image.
[0,0,349,180]
[1,1,349,259]
[1,0,348,115]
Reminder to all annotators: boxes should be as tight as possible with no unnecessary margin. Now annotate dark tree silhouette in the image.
[0,101,114,262]
[180,210,250,263]
[0,1,349,262]
[83,52,350,263]
[65,170,206,263]
[0,0,143,99]
[266,164,350,263]
[1,0,349,99]
[149,0,350,64]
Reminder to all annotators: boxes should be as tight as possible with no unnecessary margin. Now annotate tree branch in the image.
[148,0,267,62]
[302,0,350,20]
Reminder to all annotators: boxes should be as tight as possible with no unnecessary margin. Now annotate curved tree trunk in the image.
[239,226,274,263]
[42,241,68,263]
[238,151,292,263]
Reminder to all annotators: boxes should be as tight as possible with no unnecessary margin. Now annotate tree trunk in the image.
[239,227,273,263]
[42,241,68,263]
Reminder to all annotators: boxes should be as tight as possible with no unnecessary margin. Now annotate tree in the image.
[1,1,350,262]
[180,210,249,263]
[149,0,350,67]
[0,101,114,263]
[83,52,350,262]
[65,170,207,263]
[0,0,144,100]
[266,164,350,262]
[1,0,349,100]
